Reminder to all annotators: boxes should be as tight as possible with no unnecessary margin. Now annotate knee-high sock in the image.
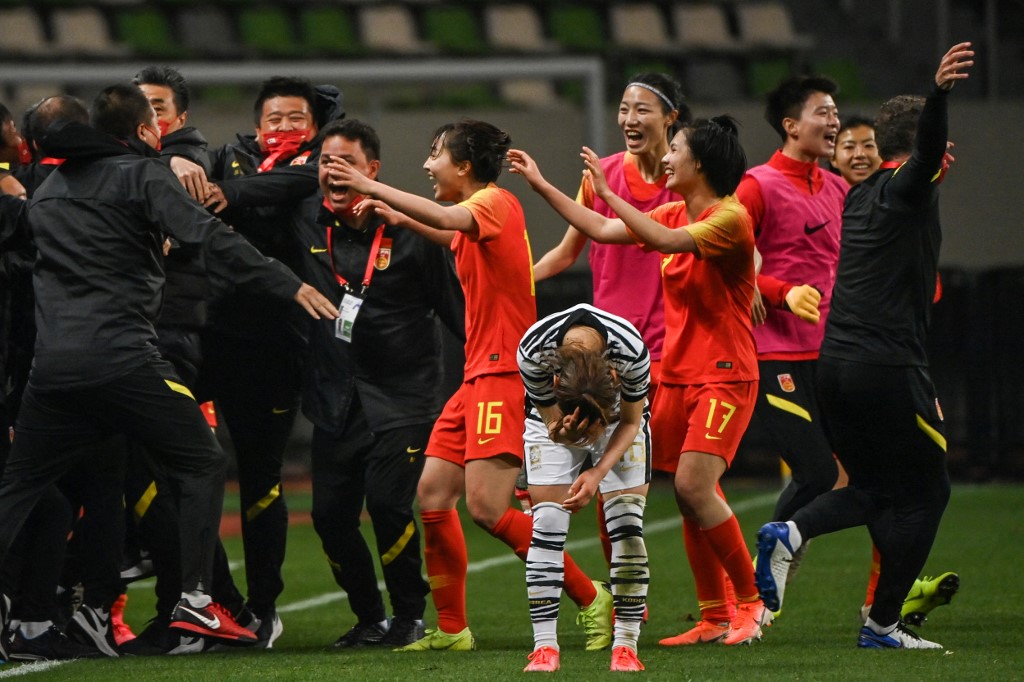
[701,514,758,602]
[683,518,733,622]
[421,509,467,633]
[526,502,569,650]
[605,494,648,650]
[491,508,598,607]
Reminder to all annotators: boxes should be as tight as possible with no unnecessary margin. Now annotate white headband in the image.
[627,82,676,112]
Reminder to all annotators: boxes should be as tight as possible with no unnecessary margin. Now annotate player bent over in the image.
[518,304,651,672]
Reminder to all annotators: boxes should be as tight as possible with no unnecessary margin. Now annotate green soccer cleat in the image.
[395,627,476,652]
[576,581,613,651]
[901,572,959,626]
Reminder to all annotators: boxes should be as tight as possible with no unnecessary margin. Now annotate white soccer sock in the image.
[605,494,648,651]
[182,591,212,608]
[526,502,569,651]
[786,520,803,550]
[865,617,897,636]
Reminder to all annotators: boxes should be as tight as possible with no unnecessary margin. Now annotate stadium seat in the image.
[299,6,362,57]
[52,7,129,57]
[548,5,604,52]
[484,4,554,53]
[674,5,743,53]
[114,8,178,58]
[816,58,867,101]
[423,6,485,55]
[736,2,814,50]
[609,4,673,52]
[238,7,300,58]
[359,4,433,55]
[177,7,242,59]
[0,8,50,57]
[747,58,793,97]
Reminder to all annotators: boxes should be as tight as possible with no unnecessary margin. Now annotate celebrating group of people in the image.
[0,40,972,672]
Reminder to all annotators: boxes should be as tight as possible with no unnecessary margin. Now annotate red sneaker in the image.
[610,645,644,672]
[658,620,729,646]
[170,599,258,644]
[524,646,560,672]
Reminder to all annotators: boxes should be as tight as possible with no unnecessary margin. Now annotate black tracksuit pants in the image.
[756,359,839,522]
[311,406,430,624]
[199,333,300,615]
[792,358,951,627]
[0,359,226,598]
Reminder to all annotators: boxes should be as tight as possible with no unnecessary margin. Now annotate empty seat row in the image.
[0,2,814,60]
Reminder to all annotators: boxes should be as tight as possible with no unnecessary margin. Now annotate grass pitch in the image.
[2,480,1021,680]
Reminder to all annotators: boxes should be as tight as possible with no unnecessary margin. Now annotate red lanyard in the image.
[325,224,385,294]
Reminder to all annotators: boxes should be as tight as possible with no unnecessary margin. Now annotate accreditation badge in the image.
[336,292,364,343]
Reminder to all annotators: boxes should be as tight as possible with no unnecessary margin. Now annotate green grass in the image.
[5,482,1023,680]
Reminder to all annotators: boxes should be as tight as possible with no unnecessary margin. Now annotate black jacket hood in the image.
[38,120,159,161]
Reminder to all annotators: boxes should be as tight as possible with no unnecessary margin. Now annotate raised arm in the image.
[508,149,632,245]
[580,147,697,254]
[325,157,477,233]
[533,226,589,281]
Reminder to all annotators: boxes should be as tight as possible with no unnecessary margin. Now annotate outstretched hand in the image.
[507,149,545,189]
[579,146,610,196]
[294,283,339,320]
[936,42,974,91]
[322,156,375,196]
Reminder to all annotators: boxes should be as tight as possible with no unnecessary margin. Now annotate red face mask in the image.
[258,129,310,172]
[321,192,366,222]
[157,120,172,137]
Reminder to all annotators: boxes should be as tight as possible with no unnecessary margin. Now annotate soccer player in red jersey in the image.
[511,116,772,648]
[327,119,611,651]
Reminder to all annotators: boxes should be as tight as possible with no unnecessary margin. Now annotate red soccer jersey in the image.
[639,196,758,385]
[453,184,537,379]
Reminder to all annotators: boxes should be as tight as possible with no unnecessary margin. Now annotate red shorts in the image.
[427,372,526,467]
[650,380,757,474]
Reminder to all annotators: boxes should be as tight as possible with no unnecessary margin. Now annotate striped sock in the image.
[605,494,648,650]
[525,502,569,651]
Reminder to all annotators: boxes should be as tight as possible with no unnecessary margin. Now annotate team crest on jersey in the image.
[777,373,796,392]
[529,445,542,468]
[290,151,312,166]
[375,238,393,270]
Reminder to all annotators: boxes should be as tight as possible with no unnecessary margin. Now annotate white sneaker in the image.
[857,622,943,649]
[755,522,798,612]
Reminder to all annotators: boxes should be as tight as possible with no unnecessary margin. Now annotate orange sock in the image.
[864,545,881,606]
[421,509,468,633]
[683,518,733,622]
[701,514,758,601]
[491,507,598,607]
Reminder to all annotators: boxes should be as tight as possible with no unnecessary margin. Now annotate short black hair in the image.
[432,119,511,184]
[91,84,152,140]
[23,95,89,152]
[764,75,839,142]
[320,118,381,162]
[838,114,875,135]
[253,76,317,125]
[133,65,190,114]
[683,115,747,197]
[875,95,925,161]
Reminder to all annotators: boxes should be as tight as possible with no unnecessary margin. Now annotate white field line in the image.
[0,660,72,678]
[279,492,777,614]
